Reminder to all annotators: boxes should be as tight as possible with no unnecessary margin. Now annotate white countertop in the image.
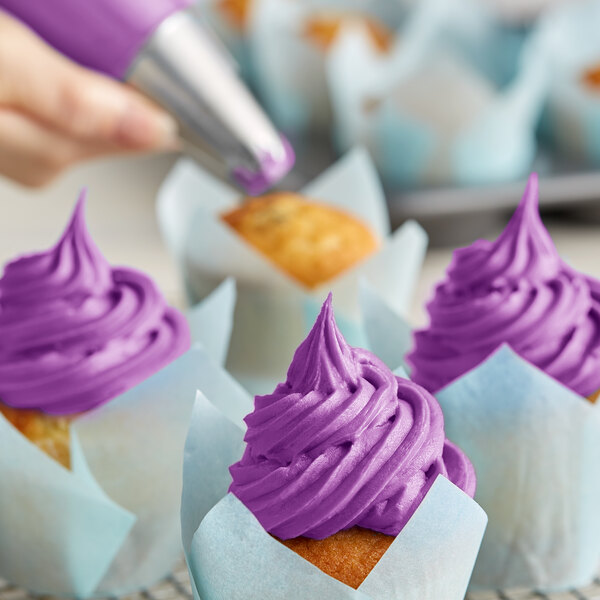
[0,152,599,327]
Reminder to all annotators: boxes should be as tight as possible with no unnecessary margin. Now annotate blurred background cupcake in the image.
[0,192,235,597]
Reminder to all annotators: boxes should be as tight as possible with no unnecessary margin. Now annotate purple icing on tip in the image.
[233,136,296,196]
[0,0,193,79]
[408,173,600,397]
[0,192,190,416]
[229,294,475,540]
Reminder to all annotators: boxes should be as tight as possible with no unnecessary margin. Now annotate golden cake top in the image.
[222,192,379,288]
[304,12,393,54]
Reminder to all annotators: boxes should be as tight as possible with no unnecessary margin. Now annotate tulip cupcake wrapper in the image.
[0,280,236,598]
[327,0,551,188]
[361,288,600,591]
[247,0,407,142]
[157,147,427,395]
[540,0,600,166]
[180,362,488,600]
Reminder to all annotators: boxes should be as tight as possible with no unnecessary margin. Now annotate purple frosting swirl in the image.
[229,294,475,540]
[0,193,190,415]
[408,174,600,397]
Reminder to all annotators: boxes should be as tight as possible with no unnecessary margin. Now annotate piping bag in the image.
[0,0,295,194]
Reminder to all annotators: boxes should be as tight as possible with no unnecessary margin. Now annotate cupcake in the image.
[228,294,476,588]
[248,0,403,139]
[360,175,600,591]
[0,197,190,469]
[222,192,379,289]
[327,0,547,188]
[541,0,600,166]
[0,193,237,597]
[159,149,426,395]
[303,11,393,54]
[181,294,486,599]
[407,173,600,402]
[216,0,251,30]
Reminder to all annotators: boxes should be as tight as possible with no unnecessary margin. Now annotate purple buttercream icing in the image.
[229,294,475,540]
[0,192,190,416]
[408,173,600,397]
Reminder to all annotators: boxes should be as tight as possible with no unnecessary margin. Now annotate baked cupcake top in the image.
[304,12,393,54]
[0,194,190,415]
[408,174,600,397]
[229,294,475,540]
[222,192,379,289]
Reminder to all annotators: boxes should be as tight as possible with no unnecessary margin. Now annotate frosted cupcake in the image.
[0,196,190,468]
[408,174,600,401]
[229,294,476,588]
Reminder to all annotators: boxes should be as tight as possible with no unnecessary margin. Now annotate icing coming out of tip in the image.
[229,294,475,540]
[0,192,190,415]
[408,173,600,397]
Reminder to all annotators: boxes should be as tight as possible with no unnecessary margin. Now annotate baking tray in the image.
[2,561,599,600]
[282,139,600,247]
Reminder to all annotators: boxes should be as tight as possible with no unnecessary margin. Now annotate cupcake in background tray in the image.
[247,0,406,144]
[181,294,487,599]
[361,175,600,591]
[328,0,550,188]
[541,0,600,167]
[0,192,236,598]
[157,148,426,395]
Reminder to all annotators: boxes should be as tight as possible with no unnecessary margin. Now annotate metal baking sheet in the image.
[2,561,600,600]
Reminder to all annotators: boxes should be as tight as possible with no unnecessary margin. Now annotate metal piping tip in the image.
[128,7,295,192]
[233,136,295,195]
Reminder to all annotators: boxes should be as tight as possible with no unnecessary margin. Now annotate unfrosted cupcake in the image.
[303,11,393,54]
[0,196,190,467]
[408,174,600,401]
[222,192,379,288]
[229,294,476,588]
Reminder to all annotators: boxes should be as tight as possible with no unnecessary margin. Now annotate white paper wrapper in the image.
[327,0,551,188]
[157,148,427,395]
[247,0,408,142]
[539,0,600,166]
[180,362,487,600]
[0,280,236,597]
[362,288,600,591]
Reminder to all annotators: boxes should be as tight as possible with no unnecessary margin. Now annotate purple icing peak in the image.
[232,136,295,196]
[408,174,600,397]
[1,192,112,307]
[0,192,190,415]
[230,295,476,540]
[286,294,358,394]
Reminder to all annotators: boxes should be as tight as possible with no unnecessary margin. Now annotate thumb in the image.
[0,10,179,150]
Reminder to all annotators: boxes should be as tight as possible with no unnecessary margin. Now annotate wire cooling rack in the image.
[2,562,600,600]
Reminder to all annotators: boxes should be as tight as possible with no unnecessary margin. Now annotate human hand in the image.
[0,10,179,187]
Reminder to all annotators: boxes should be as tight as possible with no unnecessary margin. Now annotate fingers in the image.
[0,108,133,187]
[0,10,179,151]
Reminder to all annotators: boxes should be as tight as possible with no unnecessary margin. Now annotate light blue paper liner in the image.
[248,0,408,141]
[361,287,600,591]
[181,361,487,600]
[328,0,551,188]
[0,281,236,597]
[539,0,600,165]
[157,148,427,395]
